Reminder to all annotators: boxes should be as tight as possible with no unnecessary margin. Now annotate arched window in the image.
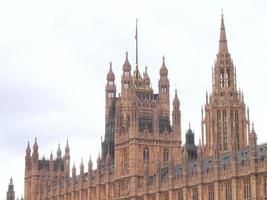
[227,69,230,87]
[143,147,149,164]
[225,182,232,200]
[163,149,169,166]
[220,69,224,87]
[217,110,222,150]
[244,179,251,200]
[223,110,227,150]
[122,149,129,171]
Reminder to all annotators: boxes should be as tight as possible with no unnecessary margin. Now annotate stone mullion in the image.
[251,175,257,200]
[198,184,203,200]
[231,178,238,200]
[214,181,219,200]
[182,187,187,200]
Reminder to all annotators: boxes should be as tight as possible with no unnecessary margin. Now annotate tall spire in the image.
[218,12,228,53]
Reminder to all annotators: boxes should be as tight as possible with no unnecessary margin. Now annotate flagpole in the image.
[135,18,138,80]
[135,18,138,66]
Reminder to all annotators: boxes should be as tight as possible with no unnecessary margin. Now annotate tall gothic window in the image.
[208,185,214,200]
[223,109,228,150]
[122,149,129,172]
[244,179,251,200]
[217,110,222,150]
[220,69,224,87]
[192,187,198,200]
[163,149,169,167]
[227,69,230,87]
[143,147,149,164]
[225,70,228,87]
[235,110,239,148]
[178,189,183,200]
[225,182,232,200]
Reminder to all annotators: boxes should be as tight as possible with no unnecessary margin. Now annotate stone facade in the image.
[24,15,267,200]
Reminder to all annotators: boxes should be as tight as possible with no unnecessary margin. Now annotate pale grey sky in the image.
[0,0,267,199]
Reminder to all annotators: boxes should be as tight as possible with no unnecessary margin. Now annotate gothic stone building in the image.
[24,15,267,200]
[7,178,15,200]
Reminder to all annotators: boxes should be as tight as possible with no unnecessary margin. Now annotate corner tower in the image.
[7,178,15,200]
[102,62,116,160]
[203,14,249,155]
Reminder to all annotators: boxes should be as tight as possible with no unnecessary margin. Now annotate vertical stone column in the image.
[183,187,187,200]
[87,187,91,200]
[71,191,74,200]
[261,176,266,199]
[231,178,238,200]
[79,190,82,200]
[168,189,173,199]
[198,184,203,200]
[105,182,110,200]
[96,184,100,200]
[251,175,258,200]
[155,192,160,200]
[240,179,244,200]
[214,181,219,200]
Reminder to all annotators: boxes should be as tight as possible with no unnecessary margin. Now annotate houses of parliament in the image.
[20,15,267,200]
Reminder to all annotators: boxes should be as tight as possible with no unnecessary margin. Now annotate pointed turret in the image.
[25,142,31,172]
[49,151,54,171]
[107,62,115,82]
[97,154,101,170]
[158,56,170,118]
[172,89,180,105]
[121,52,132,93]
[218,13,228,53]
[26,142,31,157]
[57,144,62,159]
[80,159,84,176]
[172,89,181,144]
[88,155,93,173]
[123,51,131,73]
[249,123,257,153]
[159,56,168,78]
[32,138,38,154]
[105,62,116,126]
[6,178,15,200]
[32,138,39,163]
[64,140,70,177]
[65,140,70,154]
[249,123,257,171]
[143,66,151,88]
[72,163,76,177]
[184,124,197,161]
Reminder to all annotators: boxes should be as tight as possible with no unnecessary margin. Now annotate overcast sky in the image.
[0,0,267,199]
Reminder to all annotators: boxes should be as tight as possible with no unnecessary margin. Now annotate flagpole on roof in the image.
[135,18,139,79]
[135,18,138,66]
